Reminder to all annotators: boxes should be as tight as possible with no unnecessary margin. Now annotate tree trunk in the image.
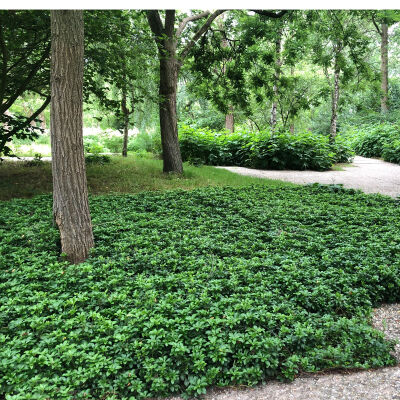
[220,32,234,133]
[50,10,94,264]
[381,23,389,113]
[271,30,282,132]
[225,106,234,132]
[159,43,183,174]
[121,86,129,157]
[330,65,340,141]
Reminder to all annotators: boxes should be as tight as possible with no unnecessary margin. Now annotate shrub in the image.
[128,130,162,156]
[351,124,397,158]
[179,126,346,171]
[0,186,399,398]
[330,135,354,163]
[103,135,124,153]
[382,139,400,164]
[85,154,111,164]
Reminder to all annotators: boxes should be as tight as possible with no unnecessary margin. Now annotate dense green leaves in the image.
[1,186,399,398]
[350,123,400,163]
[179,125,353,170]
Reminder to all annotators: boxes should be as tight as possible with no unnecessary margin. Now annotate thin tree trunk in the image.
[381,23,389,113]
[159,42,183,174]
[330,64,340,141]
[220,31,234,133]
[225,106,234,133]
[289,66,294,133]
[121,86,129,157]
[271,29,282,132]
[50,10,94,264]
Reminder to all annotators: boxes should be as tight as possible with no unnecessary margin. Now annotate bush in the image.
[330,135,354,163]
[0,186,399,398]
[128,130,162,156]
[382,139,400,164]
[351,124,398,158]
[102,135,124,153]
[83,135,107,155]
[179,126,349,171]
[85,154,111,164]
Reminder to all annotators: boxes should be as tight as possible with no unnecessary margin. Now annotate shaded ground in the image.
[218,156,400,198]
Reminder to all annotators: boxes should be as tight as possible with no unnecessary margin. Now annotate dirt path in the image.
[218,156,400,198]
[166,157,400,400]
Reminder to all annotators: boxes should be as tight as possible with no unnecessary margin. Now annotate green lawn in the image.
[1,185,399,399]
[0,155,295,201]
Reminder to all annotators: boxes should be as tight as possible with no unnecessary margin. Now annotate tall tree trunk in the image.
[121,86,129,157]
[159,42,183,174]
[220,31,234,133]
[225,106,234,132]
[50,10,94,264]
[330,63,340,142]
[381,23,389,113]
[271,29,282,132]
[289,66,295,134]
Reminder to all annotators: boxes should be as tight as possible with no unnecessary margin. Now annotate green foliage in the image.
[1,186,399,398]
[179,125,351,170]
[85,154,111,165]
[330,135,355,163]
[0,114,44,157]
[127,130,162,155]
[351,123,400,158]
[382,139,400,164]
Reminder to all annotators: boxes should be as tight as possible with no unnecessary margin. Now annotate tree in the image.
[311,10,371,141]
[0,11,50,156]
[85,10,157,157]
[50,10,94,264]
[371,11,400,113]
[146,10,224,173]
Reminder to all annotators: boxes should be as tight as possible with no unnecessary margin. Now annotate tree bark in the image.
[159,46,183,173]
[271,29,282,132]
[225,109,234,132]
[50,10,94,264]
[330,62,340,141]
[381,23,389,113]
[121,85,129,157]
[147,10,224,174]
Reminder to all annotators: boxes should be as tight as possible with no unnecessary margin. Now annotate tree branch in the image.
[146,10,164,52]
[176,11,211,38]
[24,95,50,126]
[165,10,175,37]
[371,15,382,36]
[179,10,225,62]
[252,10,288,19]
[0,42,50,114]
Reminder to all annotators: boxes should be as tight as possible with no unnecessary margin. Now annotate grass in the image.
[0,155,295,201]
[1,185,399,399]
[330,163,355,171]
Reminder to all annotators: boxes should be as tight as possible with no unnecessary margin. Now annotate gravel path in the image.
[166,157,400,400]
[218,156,400,198]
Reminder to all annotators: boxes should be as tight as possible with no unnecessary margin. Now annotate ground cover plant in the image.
[179,126,353,171]
[0,156,294,201]
[1,185,399,399]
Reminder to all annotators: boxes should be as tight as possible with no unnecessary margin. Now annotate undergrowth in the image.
[1,185,399,399]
